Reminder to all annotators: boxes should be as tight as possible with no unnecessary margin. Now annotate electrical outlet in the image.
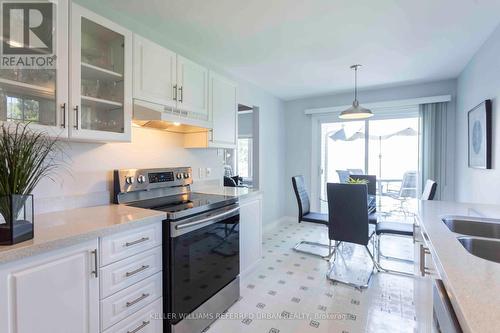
[206,168,212,177]
[198,167,204,179]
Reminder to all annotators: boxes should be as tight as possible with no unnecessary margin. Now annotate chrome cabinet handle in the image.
[125,264,150,277]
[175,207,239,230]
[91,249,98,278]
[127,320,150,333]
[178,86,183,103]
[419,244,431,276]
[173,84,177,101]
[125,237,149,247]
[60,103,66,128]
[126,293,150,307]
[73,105,79,129]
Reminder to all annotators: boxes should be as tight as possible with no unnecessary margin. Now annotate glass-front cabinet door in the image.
[70,4,131,142]
[0,0,69,137]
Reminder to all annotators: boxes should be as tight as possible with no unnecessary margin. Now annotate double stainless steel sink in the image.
[442,216,500,263]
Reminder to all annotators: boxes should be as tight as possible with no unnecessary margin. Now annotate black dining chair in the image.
[326,183,380,289]
[374,179,437,275]
[291,176,333,258]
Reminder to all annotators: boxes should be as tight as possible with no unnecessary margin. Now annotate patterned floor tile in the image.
[205,219,430,333]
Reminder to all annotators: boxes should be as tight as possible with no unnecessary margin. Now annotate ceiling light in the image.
[339,64,373,120]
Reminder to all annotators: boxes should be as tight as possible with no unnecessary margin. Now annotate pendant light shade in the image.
[339,65,373,120]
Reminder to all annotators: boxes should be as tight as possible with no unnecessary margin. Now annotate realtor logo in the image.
[1,1,56,68]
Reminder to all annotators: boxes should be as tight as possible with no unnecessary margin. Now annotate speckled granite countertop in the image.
[194,185,262,201]
[0,205,165,264]
[416,200,500,333]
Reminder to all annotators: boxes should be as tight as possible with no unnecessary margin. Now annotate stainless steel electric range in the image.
[114,167,240,333]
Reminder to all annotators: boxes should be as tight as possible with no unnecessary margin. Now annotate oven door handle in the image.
[175,207,240,230]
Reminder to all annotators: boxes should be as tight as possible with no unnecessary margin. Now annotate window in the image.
[237,138,253,179]
[7,96,40,123]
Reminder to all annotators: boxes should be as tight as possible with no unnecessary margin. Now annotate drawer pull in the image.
[125,237,149,247]
[126,293,150,307]
[127,320,150,333]
[125,265,150,277]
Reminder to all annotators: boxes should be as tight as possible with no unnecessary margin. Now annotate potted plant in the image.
[0,123,62,245]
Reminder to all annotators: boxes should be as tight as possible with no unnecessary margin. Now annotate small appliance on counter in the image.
[114,167,240,333]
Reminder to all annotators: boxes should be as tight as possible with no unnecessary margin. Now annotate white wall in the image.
[455,23,500,204]
[35,0,287,224]
[284,79,457,216]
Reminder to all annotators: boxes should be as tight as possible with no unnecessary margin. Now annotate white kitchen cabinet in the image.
[0,239,99,333]
[210,72,237,146]
[133,35,177,109]
[70,4,132,142]
[176,55,209,119]
[0,0,69,137]
[239,195,263,275]
[184,71,237,148]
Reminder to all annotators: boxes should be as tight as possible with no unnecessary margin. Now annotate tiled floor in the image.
[205,219,432,333]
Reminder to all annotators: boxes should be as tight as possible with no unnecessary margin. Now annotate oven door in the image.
[168,204,240,324]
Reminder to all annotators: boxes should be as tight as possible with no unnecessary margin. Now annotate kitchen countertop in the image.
[0,205,165,264]
[416,200,500,333]
[195,185,262,201]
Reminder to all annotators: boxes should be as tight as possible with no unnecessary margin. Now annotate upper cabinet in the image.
[133,35,177,109]
[210,72,237,146]
[132,36,209,122]
[0,0,69,137]
[176,55,209,119]
[70,4,132,142]
[184,71,237,149]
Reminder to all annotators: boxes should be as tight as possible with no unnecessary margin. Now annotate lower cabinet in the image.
[102,298,163,333]
[0,240,100,333]
[0,221,164,333]
[239,195,263,275]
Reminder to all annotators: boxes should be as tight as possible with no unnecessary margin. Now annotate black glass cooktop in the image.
[126,192,238,221]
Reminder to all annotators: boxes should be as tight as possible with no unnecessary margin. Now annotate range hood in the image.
[133,99,211,134]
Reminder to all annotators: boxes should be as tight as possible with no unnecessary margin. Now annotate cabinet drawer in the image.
[100,222,162,266]
[100,246,162,298]
[103,297,163,333]
[101,272,162,330]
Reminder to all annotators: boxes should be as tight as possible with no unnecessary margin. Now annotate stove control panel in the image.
[149,172,174,184]
[114,167,193,195]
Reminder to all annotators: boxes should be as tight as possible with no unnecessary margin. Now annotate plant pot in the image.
[0,194,34,245]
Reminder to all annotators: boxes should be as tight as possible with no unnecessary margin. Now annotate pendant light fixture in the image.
[339,64,373,120]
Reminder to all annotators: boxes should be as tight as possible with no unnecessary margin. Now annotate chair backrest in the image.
[421,179,437,200]
[336,170,351,183]
[349,174,377,195]
[327,183,369,246]
[292,176,310,221]
[348,168,364,175]
[399,171,417,198]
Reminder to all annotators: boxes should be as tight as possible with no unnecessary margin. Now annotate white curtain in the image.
[419,102,448,200]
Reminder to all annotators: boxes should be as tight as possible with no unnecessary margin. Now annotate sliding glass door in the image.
[320,121,365,211]
[319,115,419,212]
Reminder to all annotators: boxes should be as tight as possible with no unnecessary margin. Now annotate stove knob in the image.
[137,175,146,184]
[183,172,190,179]
[125,176,135,185]
[176,173,183,180]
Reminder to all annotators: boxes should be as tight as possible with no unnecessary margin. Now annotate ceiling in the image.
[99,0,500,100]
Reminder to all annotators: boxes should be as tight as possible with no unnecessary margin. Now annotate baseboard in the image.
[240,258,262,277]
[263,215,295,232]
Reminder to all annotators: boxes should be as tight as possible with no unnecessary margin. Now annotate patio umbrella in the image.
[326,126,418,194]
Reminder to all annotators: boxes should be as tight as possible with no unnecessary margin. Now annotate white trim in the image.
[304,95,451,115]
[263,216,293,233]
